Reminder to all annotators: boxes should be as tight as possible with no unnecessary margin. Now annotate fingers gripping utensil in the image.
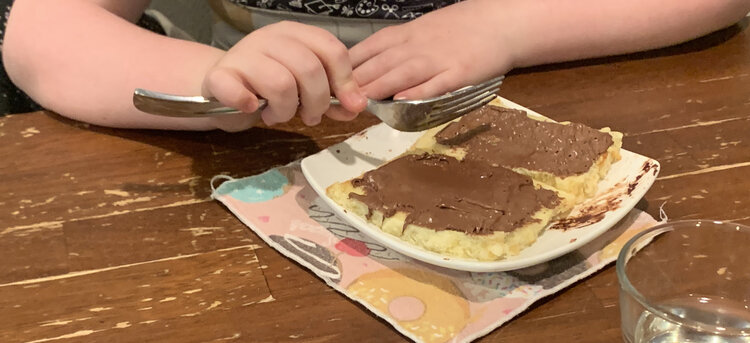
[133,76,504,132]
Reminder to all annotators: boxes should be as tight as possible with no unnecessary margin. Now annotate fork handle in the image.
[133,88,342,118]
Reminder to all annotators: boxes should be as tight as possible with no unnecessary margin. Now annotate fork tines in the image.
[417,76,504,129]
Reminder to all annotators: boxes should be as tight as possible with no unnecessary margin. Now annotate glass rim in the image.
[616,219,750,336]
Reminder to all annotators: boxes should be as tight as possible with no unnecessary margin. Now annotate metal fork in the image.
[132,76,504,132]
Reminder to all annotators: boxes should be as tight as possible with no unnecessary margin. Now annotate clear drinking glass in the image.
[617,220,750,343]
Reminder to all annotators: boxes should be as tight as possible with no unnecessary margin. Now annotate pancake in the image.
[326,102,622,261]
[412,105,622,202]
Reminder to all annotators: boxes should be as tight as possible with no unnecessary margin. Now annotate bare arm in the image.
[351,0,750,99]
[3,0,365,130]
[501,0,750,67]
[4,0,228,130]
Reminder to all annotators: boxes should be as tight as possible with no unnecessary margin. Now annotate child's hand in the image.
[203,21,368,129]
[349,0,513,100]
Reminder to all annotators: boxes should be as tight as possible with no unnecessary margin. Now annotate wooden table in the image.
[2,20,750,343]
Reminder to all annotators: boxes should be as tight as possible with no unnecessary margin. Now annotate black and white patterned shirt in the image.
[228,0,462,20]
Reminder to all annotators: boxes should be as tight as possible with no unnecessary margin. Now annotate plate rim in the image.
[300,100,660,272]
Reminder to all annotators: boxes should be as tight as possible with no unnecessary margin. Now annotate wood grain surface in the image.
[2,19,749,343]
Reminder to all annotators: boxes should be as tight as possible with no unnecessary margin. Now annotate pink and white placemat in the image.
[212,162,659,343]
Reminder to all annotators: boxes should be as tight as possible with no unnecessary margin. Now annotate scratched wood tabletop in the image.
[2,19,750,343]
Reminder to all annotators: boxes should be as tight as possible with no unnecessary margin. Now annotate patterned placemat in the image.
[212,161,659,343]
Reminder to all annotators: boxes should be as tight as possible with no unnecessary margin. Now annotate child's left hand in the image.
[349,0,514,100]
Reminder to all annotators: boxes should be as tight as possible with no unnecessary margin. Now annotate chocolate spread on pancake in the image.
[349,153,559,235]
[435,107,613,177]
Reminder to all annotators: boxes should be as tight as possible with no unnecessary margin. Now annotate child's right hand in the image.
[202,21,368,130]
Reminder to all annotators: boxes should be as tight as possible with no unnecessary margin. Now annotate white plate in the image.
[301,98,659,272]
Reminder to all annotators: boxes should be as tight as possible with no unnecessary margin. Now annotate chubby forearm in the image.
[480,0,750,68]
[3,0,226,130]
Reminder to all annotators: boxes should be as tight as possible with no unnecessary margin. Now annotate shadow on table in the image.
[45,114,342,198]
